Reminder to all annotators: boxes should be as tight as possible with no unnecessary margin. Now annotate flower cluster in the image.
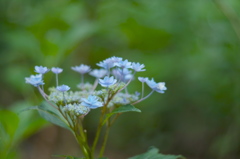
[25,56,167,117]
[63,103,90,116]
[25,56,167,159]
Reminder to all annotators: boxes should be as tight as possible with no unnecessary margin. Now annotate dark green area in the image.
[1,0,240,159]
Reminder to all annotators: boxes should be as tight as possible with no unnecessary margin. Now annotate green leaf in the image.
[0,110,19,138]
[111,104,141,114]
[21,102,71,131]
[128,147,185,159]
[0,110,20,159]
[102,104,141,125]
[14,108,46,142]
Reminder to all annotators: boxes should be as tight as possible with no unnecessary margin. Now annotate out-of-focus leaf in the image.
[9,101,46,143]
[59,22,97,52]
[128,147,185,159]
[21,102,71,131]
[0,110,19,159]
[102,104,141,125]
[0,110,19,138]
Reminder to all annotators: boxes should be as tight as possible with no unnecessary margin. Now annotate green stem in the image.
[99,124,110,158]
[58,107,74,129]
[91,90,113,156]
[56,73,59,87]
[91,78,99,93]
[91,107,105,156]
[91,88,121,157]
[141,82,144,99]
[110,113,120,126]
[81,74,84,85]
[75,117,93,159]
[99,113,120,157]
[99,111,123,157]
[58,108,92,158]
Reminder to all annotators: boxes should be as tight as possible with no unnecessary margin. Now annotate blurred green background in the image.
[1,0,240,159]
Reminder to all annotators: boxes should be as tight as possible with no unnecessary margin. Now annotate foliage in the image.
[22,102,71,131]
[0,102,46,159]
[129,147,185,159]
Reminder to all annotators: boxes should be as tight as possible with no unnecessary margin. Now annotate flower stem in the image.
[56,73,58,87]
[125,87,129,95]
[75,117,92,159]
[99,124,110,158]
[62,92,67,104]
[37,86,58,109]
[132,90,154,105]
[91,89,119,157]
[91,108,105,156]
[81,74,84,85]
[58,107,74,129]
[75,134,92,159]
[141,82,144,98]
[91,78,99,93]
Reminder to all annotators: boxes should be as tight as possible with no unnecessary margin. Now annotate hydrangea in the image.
[96,56,123,70]
[71,64,91,74]
[109,56,123,63]
[81,95,103,109]
[25,56,166,123]
[56,85,70,92]
[77,82,93,91]
[25,74,44,87]
[112,68,132,82]
[51,67,63,74]
[135,91,141,97]
[48,88,87,104]
[132,62,146,72]
[63,103,90,115]
[107,92,140,107]
[35,66,49,74]
[89,69,107,78]
[97,59,115,70]
[99,76,117,87]
[146,78,167,93]
[115,59,132,69]
[138,77,148,83]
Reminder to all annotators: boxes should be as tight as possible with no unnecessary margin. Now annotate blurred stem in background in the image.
[213,0,240,42]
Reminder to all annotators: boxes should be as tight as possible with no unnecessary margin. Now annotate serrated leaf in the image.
[128,147,185,159]
[102,104,141,125]
[20,103,71,131]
